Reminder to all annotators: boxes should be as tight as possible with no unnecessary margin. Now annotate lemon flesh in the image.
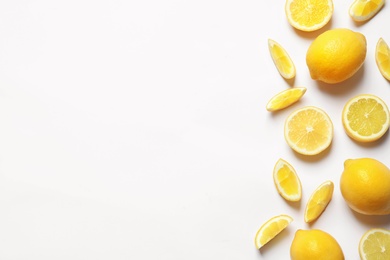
[306,28,366,84]
[266,87,306,112]
[268,39,296,79]
[254,214,293,249]
[273,159,302,202]
[349,0,385,22]
[304,181,334,223]
[359,228,390,260]
[376,38,390,81]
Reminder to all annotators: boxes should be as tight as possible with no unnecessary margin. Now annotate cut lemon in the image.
[285,0,334,32]
[359,228,390,260]
[342,94,390,142]
[349,0,385,22]
[273,158,302,202]
[254,214,293,249]
[268,39,296,79]
[284,106,333,155]
[266,87,306,112]
[304,180,334,223]
[376,38,390,81]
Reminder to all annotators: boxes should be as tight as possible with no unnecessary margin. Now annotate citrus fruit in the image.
[306,28,367,84]
[304,180,334,223]
[342,94,390,142]
[376,37,390,81]
[349,0,385,22]
[285,0,333,32]
[340,158,390,215]
[284,106,333,155]
[290,229,344,260]
[268,39,296,79]
[359,228,390,260]
[273,158,302,202]
[266,87,306,112]
[254,214,293,249]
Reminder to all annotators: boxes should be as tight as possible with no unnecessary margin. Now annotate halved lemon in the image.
[254,214,293,249]
[342,94,390,142]
[284,106,333,155]
[304,180,334,223]
[359,228,390,260]
[376,38,390,81]
[273,158,302,202]
[266,87,306,112]
[349,0,385,22]
[285,0,334,32]
[268,39,296,79]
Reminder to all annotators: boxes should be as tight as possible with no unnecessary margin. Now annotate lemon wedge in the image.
[349,0,385,22]
[273,158,302,202]
[304,180,334,223]
[266,88,306,112]
[254,214,293,249]
[376,38,390,81]
[268,39,296,79]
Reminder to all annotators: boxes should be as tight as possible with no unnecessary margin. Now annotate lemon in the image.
[285,0,333,32]
[306,28,367,84]
[290,229,344,260]
[273,158,302,202]
[340,158,390,215]
[268,39,296,79]
[284,106,333,156]
[304,180,334,223]
[359,228,390,260]
[376,37,390,81]
[342,94,390,142]
[349,0,385,22]
[266,87,306,112]
[254,214,293,249]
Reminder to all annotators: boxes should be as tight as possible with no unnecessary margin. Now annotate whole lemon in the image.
[306,28,366,84]
[290,229,344,260]
[340,158,390,215]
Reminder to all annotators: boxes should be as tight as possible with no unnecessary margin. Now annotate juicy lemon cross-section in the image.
[254,214,293,249]
[342,94,390,142]
[349,0,385,22]
[359,228,390,260]
[273,158,302,202]
[284,106,333,156]
[268,39,296,79]
[285,0,334,32]
[376,38,390,81]
[304,180,334,223]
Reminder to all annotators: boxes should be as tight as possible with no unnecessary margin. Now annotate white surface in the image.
[0,0,389,259]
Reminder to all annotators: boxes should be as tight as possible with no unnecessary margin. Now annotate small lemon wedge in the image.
[273,158,302,202]
[349,0,385,22]
[376,38,390,81]
[266,87,306,112]
[304,180,334,223]
[254,214,293,249]
[268,39,296,79]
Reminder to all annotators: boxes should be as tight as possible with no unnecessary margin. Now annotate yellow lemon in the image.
[349,0,385,22]
[340,158,390,215]
[285,0,333,32]
[266,87,306,112]
[268,39,296,79]
[254,214,293,249]
[290,229,344,260]
[306,28,367,84]
[304,180,334,223]
[376,37,390,81]
[359,228,390,260]
[273,158,302,202]
[342,94,390,142]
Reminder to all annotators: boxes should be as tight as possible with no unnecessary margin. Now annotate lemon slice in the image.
[266,87,306,112]
[376,38,390,81]
[268,39,296,79]
[349,0,385,22]
[273,159,302,202]
[284,106,333,155]
[359,228,390,260]
[304,180,334,223]
[254,214,293,249]
[285,0,334,32]
[342,94,390,142]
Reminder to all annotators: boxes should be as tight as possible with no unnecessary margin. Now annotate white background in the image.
[0,0,389,259]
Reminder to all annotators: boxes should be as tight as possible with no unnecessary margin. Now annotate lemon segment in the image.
[285,0,333,32]
[349,0,385,22]
[273,159,302,202]
[284,106,333,156]
[376,38,390,81]
[254,214,293,249]
[304,180,334,223]
[342,94,390,142]
[359,228,390,260]
[268,39,296,79]
[290,229,344,260]
[266,87,306,112]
